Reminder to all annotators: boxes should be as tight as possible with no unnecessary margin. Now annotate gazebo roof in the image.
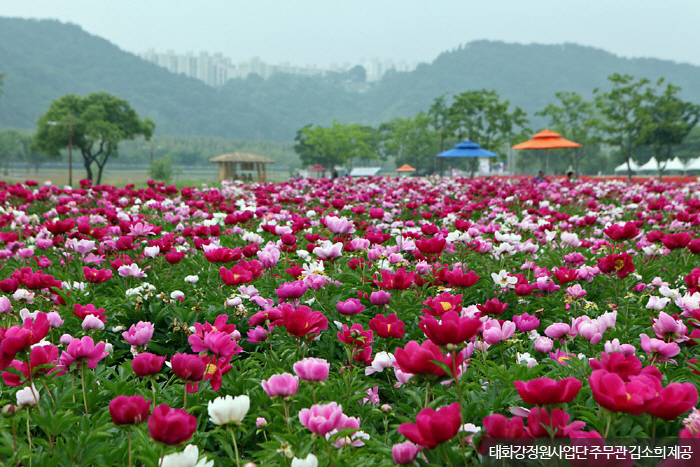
[209,153,275,164]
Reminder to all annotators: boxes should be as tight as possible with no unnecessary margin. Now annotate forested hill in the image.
[3,17,700,141]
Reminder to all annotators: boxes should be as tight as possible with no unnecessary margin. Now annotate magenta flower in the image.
[293,357,330,382]
[640,333,680,364]
[275,280,308,301]
[261,373,299,398]
[549,350,577,366]
[392,441,421,464]
[56,336,108,375]
[369,291,391,306]
[513,313,540,332]
[246,326,270,344]
[188,330,239,359]
[122,321,154,347]
[652,312,688,343]
[337,298,365,315]
[299,402,344,435]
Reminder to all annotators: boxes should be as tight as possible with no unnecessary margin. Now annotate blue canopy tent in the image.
[436,140,498,178]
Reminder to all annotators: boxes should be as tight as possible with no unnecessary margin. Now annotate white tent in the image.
[614,159,640,173]
[660,157,686,172]
[685,158,700,171]
[638,156,686,172]
[637,156,659,172]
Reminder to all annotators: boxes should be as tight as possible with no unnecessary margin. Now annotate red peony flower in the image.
[514,377,582,405]
[148,404,197,445]
[603,222,639,240]
[394,340,463,378]
[419,311,482,346]
[597,253,636,278]
[398,402,461,449]
[369,313,405,339]
[281,305,328,340]
[109,395,151,425]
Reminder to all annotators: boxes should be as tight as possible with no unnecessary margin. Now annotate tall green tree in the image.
[446,89,529,177]
[594,74,654,180]
[33,92,155,184]
[379,113,440,173]
[428,94,450,156]
[294,121,378,169]
[639,80,700,180]
[537,91,602,175]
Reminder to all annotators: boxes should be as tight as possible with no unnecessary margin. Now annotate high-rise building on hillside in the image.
[138,49,418,86]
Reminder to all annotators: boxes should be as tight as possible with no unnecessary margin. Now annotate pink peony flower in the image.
[261,372,299,398]
[122,321,155,347]
[337,298,365,315]
[298,402,344,435]
[56,336,108,375]
[640,333,680,364]
[293,357,330,382]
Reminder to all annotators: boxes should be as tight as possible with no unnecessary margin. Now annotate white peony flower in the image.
[208,395,250,426]
[161,445,214,467]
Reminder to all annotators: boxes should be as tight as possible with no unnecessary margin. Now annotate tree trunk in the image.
[84,160,93,183]
[626,157,632,182]
[95,154,110,185]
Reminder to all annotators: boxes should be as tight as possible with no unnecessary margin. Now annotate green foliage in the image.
[148,156,175,184]
[294,121,379,168]
[594,74,654,179]
[0,129,48,175]
[378,113,440,173]
[117,135,298,167]
[445,89,530,177]
[536,91,604,175]
[33,92,154,184]
[639,80,700,178]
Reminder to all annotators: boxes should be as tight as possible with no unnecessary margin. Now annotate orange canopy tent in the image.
[511,129,582,175]
[396,164,416,172]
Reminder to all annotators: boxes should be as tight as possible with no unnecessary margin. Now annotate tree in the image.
[537,92,602,175]
[378,113,440,174]
[428,94,450,157]
[0,129,23,176]
[594,74,654,181]
[639,80,700,180]
[294,121,378,169]
[446,89,529,177]
[33,92,155,184]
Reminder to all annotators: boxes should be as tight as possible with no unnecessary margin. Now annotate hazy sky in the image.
[3,0,700,67]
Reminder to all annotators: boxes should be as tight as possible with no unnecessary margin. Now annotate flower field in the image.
[1,175,700,467]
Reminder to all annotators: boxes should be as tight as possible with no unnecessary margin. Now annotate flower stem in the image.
[183,385,187,410]
[26,415,32,450]
[230,426,241,467]
[128,428,133,467]
[151,379,157,409]
[80,364,89,414]
[282,399,290,428]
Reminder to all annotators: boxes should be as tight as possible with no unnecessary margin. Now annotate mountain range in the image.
[2,17,700,142]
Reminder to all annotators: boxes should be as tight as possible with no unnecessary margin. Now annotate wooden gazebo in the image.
[210,153,275,182]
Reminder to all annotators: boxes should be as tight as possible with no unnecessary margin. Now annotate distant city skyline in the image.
[139,49,420,86]
[3,0,700,67]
